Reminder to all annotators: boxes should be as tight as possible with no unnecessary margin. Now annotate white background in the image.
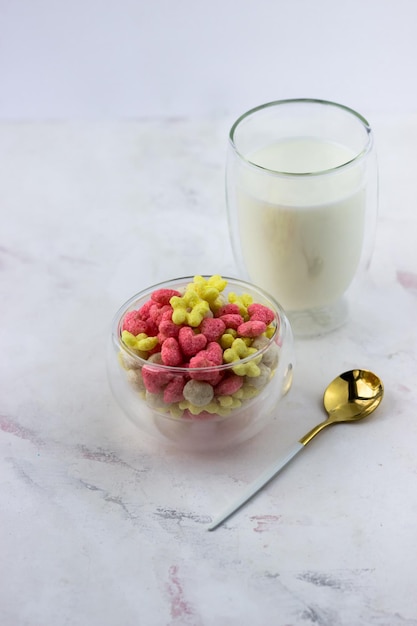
[1,0,417,121]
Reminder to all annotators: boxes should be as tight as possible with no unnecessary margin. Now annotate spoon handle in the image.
[207,441,305,531]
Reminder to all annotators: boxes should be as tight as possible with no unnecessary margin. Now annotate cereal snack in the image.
[108,276,294,450]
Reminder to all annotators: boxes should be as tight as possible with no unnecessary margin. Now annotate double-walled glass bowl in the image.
[107,276,294,451]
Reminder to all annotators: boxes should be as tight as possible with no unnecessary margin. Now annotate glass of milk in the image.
[226,99,378,336]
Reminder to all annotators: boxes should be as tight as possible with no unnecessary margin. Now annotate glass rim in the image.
[229,98,373,177]
[111,275,286,371]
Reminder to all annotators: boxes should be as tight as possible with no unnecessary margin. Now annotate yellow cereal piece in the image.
[171,276,230,324]
[218,396,242,409]
[215,404,232,417]
[177,397,234,416]
[265,324,275,339]
[202,401,221,414]
[227,292,253,320]
[223,338,252,361]
[193,274,227,295]
[121,330,139,348]
[239,384,261,400]
[169,404,183,418]
[219,330,236,349]
[179,400,212,415]
[223,338,262,376]
[232,361,261,377]
[189,275,227,313]
[136,335,159,351]
[121,331,151,358]
[170,289,210,327]
[187,301,210,327]
[218,395,234,407]
[170,296,188,324]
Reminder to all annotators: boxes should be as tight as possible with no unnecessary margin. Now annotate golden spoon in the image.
[208,369,384,531]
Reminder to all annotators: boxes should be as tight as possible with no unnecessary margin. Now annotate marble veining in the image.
[1,117,417,625]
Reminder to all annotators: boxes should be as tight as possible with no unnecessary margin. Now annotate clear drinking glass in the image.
[226,99,378,336]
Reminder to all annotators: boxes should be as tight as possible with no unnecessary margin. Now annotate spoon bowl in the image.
[208,369,384,530]
[300,369,384,445]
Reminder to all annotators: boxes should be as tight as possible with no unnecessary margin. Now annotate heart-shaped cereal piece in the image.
[178,326,208,357]
[200,317,226,342]
[161,337,183,366]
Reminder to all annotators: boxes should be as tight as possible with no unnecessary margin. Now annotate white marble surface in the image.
[1,115,417,625]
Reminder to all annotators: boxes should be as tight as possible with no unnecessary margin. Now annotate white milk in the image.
[235,138,366,311]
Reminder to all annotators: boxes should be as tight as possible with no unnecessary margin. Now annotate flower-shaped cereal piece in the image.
[170,290,210,327]
[235,383,261,400]
[223,338,261,377]
[191,274,227,312]
[121,330,158,355]
[246,362,271,389]
[227,291,254,320]
[218,396,242,409]
[136,334,159,352]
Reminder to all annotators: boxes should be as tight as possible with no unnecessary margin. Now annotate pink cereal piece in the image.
[214,373,243,396]
[215,303,240,317]
[238,320,267,338]
[188,353,222,384]
[142,365,173,393]
[158,319,181,341]
[151,288,181,305]
[205,341,223,365]
[219,313,244,330]
[161,337,183,366]
[178,327,207,357]
[247,303,275,325]
[137,300,154,320]
[122,311,148,335]
[145,318,159,337]
[161,308,174,322]
[149,303,172,327]
[163,376,186,403]
[200,317,226,342]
